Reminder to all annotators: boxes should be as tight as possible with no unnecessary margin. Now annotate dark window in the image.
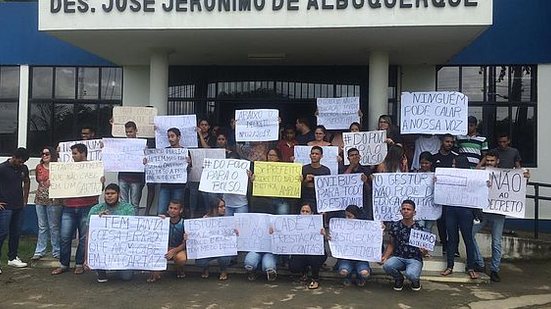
[0,66,19,155]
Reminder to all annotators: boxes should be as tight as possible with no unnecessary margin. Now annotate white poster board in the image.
[235,109,279,142]
[185,217,238,259]
[154,115,198,149]
[112,106,157,138]
[372,173,441,221]
[49,161,103,198]
[408,229,436,251]
[486,168,527,218]
[400,91,468,135]
[294,145,339,175]
[434,168,490,209]
[315,174,363,212]
[188,148,227,182]
[271,215,324,255]
[145,148,188,184]
[101,138,147,172]
[235,213,272,253]
[329,218,383,262]
[87,215,169,270]
[316,97,360,130]
[199,158,250,195]
[342,131,387,165]
[58,139,102,162]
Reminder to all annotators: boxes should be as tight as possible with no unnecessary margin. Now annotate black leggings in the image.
[289,255,327,280]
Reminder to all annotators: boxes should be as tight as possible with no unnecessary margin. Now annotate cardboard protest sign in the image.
[199,158,250,195]
[188,149,227,182]
[154,115,198,149]
[434,168,490,209]
[400,92,468,135]
[316,97,360,130]
[294,145,339,175]
[314,174,363,212]
[486,168,527,218]
[235,213,272,253]
[271,215,324,255]
[58,139,102,162]
[328,218,383,262]
[342,131,387,166]
[372,173,441,221]
[185,217,238,259]
[408,229,436,251]
[49,161,103,198]
[252,161,302,198]
[235,109,279,142]
[112,106,157,138]
[145,148,188,184]
[87,215,169,270]
[101,138,146,172]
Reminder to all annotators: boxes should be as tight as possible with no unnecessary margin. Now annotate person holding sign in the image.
[197,119,217,148]
[307,126,332,147]
[378,115,402,146]
[118,121,146,214]
[302,146,331,213]
[381,200,425,291]
[339,147,372,219]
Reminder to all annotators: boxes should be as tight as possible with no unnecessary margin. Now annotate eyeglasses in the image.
[42,152,50,156]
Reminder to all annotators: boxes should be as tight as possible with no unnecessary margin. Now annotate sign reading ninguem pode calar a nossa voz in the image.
[39,0,491,30]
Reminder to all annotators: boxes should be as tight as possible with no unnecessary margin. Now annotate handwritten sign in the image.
[235,213,272,253]
[101,138,146,172]
[316,97,360,130]
[329,218,383,262]
[372,173,441,221]
[486,168,527,218]
[87,215,169,270]
[188,149,227,182]
[185,217,238,259]
[314,174,363,212]
[271,215,324,255]
[408,229,436,251]
[199,158,250,195]
[400,92,468,135]
[235,109,279,142]
[434,168,489,209]
[342,131,387,165]
[154,115,198,148]
[49,161,103,198]
[145,148,188,184]
[58,139,102,162]
[294,145,339,175]
[252,161,302,198]
[112,106,157,138]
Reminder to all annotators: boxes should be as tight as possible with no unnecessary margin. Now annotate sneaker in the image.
[490,271,501,282]
[411,280,422,291]
[97,272,108,283]
[267,270,277,282]
[393,278,404,291]
[342,278,352,287]
[8,257,27,268]
[0,267,2,274]
[31,254,43,261]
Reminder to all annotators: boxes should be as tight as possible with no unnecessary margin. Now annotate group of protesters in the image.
[0,112,527,291]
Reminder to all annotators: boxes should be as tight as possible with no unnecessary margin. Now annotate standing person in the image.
[295,118,315,145]
[301,146,331,213]
[52,144,104,275]
[411,135,440,171]
[376,144,408,173]
[381,200,425,291]
[307,125,332,147]
[85,184,135,283]
[31,146,62,261]
[339,148,372,219]
[197,118,216,148]
[118,121,145,215]
[80,126,96,140]
[456,116,488,168]
[378,115,402,146]
[413,152,436,233]
[478,133,522,169]
[0,147,31,271]
[276,124,297,162]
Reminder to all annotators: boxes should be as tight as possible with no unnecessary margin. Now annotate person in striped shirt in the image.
[456,116,488,168]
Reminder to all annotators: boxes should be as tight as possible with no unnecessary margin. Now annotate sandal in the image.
[147,272,161,283]
[176,269,186,279]
[308,279,320,289]
[468,270,480,280]
[219,272,228,281]
[356,278,366,287]
[201,270,209,279]
[74,266,84,275]
[51,267,67,275]
[441,268,453,276]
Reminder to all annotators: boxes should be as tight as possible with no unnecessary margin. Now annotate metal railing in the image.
[526,182,551,239]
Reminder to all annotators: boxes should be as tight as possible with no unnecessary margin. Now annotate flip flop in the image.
[219,272,228,281]
[201,270,209,279]
[441,268,453,276]
[468,270,480,280]
[308,280,320,289]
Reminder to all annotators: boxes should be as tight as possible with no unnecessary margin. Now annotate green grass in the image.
[0,235,37,265]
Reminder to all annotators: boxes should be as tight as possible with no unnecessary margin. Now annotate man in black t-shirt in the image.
[301,146,330,213]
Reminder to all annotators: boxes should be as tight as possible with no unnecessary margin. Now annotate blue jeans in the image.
[195,256,232,271]
[225,205,248,216]
[96,270,133,281]
[244,252,277,273]
[158,185,185,215]
[383,256,423,282]
[0,208,24,260]
[445,206,476,270]
[271,198,291,215]
[34,205,62,258]
[119,179,144,215]
[473,213,505,272]
[59,206,92,268]
[337,259,371,279]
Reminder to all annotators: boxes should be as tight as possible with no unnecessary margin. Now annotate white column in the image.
[149,51,169,115]
[18,65,30,148]
[368,51,389,130]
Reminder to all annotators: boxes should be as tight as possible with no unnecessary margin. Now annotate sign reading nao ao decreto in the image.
[235,109,279,142]
[87,215,169,270]
[434,168,490,209]
[112,106,157,138]
[199,158,250,195]
[271,215,324,255]
[145,148,189,183]
[486,168,527,218]
[408,229,436,251]
[400,92,468,135]
[49,161,104,198]
[154,115,198,148]
[329,218,383,262]
[252,161,302,198]
[294,145,339,175]
[342,130,387,165]
[315,174,363,212]
[185,217,238,259]
[102,138,147,172]
[58,139,103,162]
[316,97,360,130]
